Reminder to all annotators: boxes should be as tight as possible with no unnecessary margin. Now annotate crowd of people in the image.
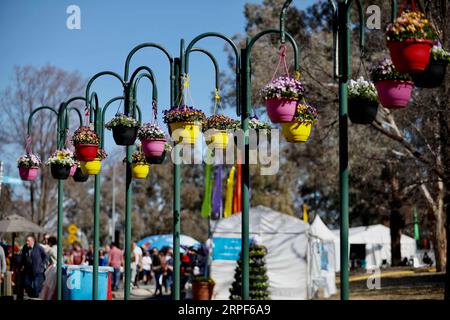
[0,234,208,299]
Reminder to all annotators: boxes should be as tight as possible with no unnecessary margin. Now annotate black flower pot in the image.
[112,125,138,146]
[50,164,71,180]
[412,59,448,88]
[348,98,378,125]
[145,150,166,165]
[73,167,89,182]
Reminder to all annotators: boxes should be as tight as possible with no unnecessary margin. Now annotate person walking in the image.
[142,251,152,285]
[20,235,48,298]
[130,242,143,289]
[151,248,163,296]
[47,237,57,266]
[70,242,85,265]
[108,242,123,291]
[0,245,6,297]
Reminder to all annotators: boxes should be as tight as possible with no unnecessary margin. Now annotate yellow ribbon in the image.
[224,166,235,218]
[295,70,301,81]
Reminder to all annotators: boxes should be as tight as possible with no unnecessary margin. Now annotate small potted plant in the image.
[72,160,89,182]
[386,11,436,73]
[192,276,215,300]
[17,153,41,181]
[146,142,172,165]
[131,151,150,179]
[138,123,167,157]
[46,149,75,180]
[370,58,414,109]
[261,75,305,123]
[72,126,100,161]
[163,105,205,145]
[233,116,272,149]
[281,102,318,142]
[202,114,239,149]
[348,76,379,124]
[412,45,450,88]
[105,113,140,146]
[80,149,106,175]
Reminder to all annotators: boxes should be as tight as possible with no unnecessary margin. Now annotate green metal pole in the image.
[124,82,133,300]
[172,47,182,301]
[241,46,250,300]
[338,0,350,300]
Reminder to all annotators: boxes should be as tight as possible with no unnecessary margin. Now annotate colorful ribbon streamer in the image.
[211,165,223,220]
[233,163,242,214]
[201,163,213,218]
[224,166,235,218]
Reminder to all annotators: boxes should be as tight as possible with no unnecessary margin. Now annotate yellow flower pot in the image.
[205,130,229,149]
[132,163,150,179]
[80,158,102,175]
[169,122,200,145]
[281,122,312,143]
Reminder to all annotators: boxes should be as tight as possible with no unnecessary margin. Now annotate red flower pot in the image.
[387,39,433,73]
[375,80,414,109]
[75,144,98,161]
[19,167,39,181]
[264,98,297,123]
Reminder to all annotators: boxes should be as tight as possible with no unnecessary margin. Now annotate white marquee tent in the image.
[209,206,326,300]
[332,224,418,269]
[310,215,340,272]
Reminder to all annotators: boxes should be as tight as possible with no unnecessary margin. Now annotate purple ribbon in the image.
[211,165,223,220]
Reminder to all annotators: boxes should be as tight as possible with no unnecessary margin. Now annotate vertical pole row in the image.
[338,0,350,300]
[124,83,133,300]
[240,47,250,300]
[93,174,101,299]
[57,180,64,300]
[172,51,182,300]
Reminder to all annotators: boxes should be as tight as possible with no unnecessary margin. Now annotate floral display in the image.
[17,153,41,168]
[202,114,239,132]
[72,126,99,145]
[105,113,140,129]
[96,149,108,160]
[386,11,436,42]
[260,76,305,100]
[370,58,412,82]
[131,151,147,164]
[163,105,206,124]
[46,149,75,167]
[431,45,450,63]
[293,103,319,124]
[348,77,378,103]
[137,123,166,140]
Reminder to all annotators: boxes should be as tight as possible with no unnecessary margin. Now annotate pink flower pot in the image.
[69,164,77,177]
[141,139,166,157]
[264,98,297,123]
[19,167,39,181]
[374,80,414,109]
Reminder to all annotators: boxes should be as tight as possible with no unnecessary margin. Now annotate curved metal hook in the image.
[191,47,220,93]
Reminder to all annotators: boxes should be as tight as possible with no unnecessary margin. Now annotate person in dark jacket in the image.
[20,235,48,298]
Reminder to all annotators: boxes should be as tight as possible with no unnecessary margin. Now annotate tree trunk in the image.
[385,163,404,266]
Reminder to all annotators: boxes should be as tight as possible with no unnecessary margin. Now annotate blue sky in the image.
[0,0,315,178]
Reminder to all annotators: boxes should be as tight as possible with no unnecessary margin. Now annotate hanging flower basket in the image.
[281,103,318,143]
[233,117,272,150]
[130,151,149,179]
[72,126,100,161]
[105,113,140,146]
[17,153,41,181]
[163,106,205,145]
[412,46,450,88]
[386,12,436,73]
[203,115,239,150]
[145,143,171,164]
[80,159,101,175]
[80,149,106,175]
[46,149,75,180]
[370,58,414,109]
[261,76,305,123]
[138,123,167,157]
[348,77,379,124]
[132,163,150,179]
[73,166,89,182]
